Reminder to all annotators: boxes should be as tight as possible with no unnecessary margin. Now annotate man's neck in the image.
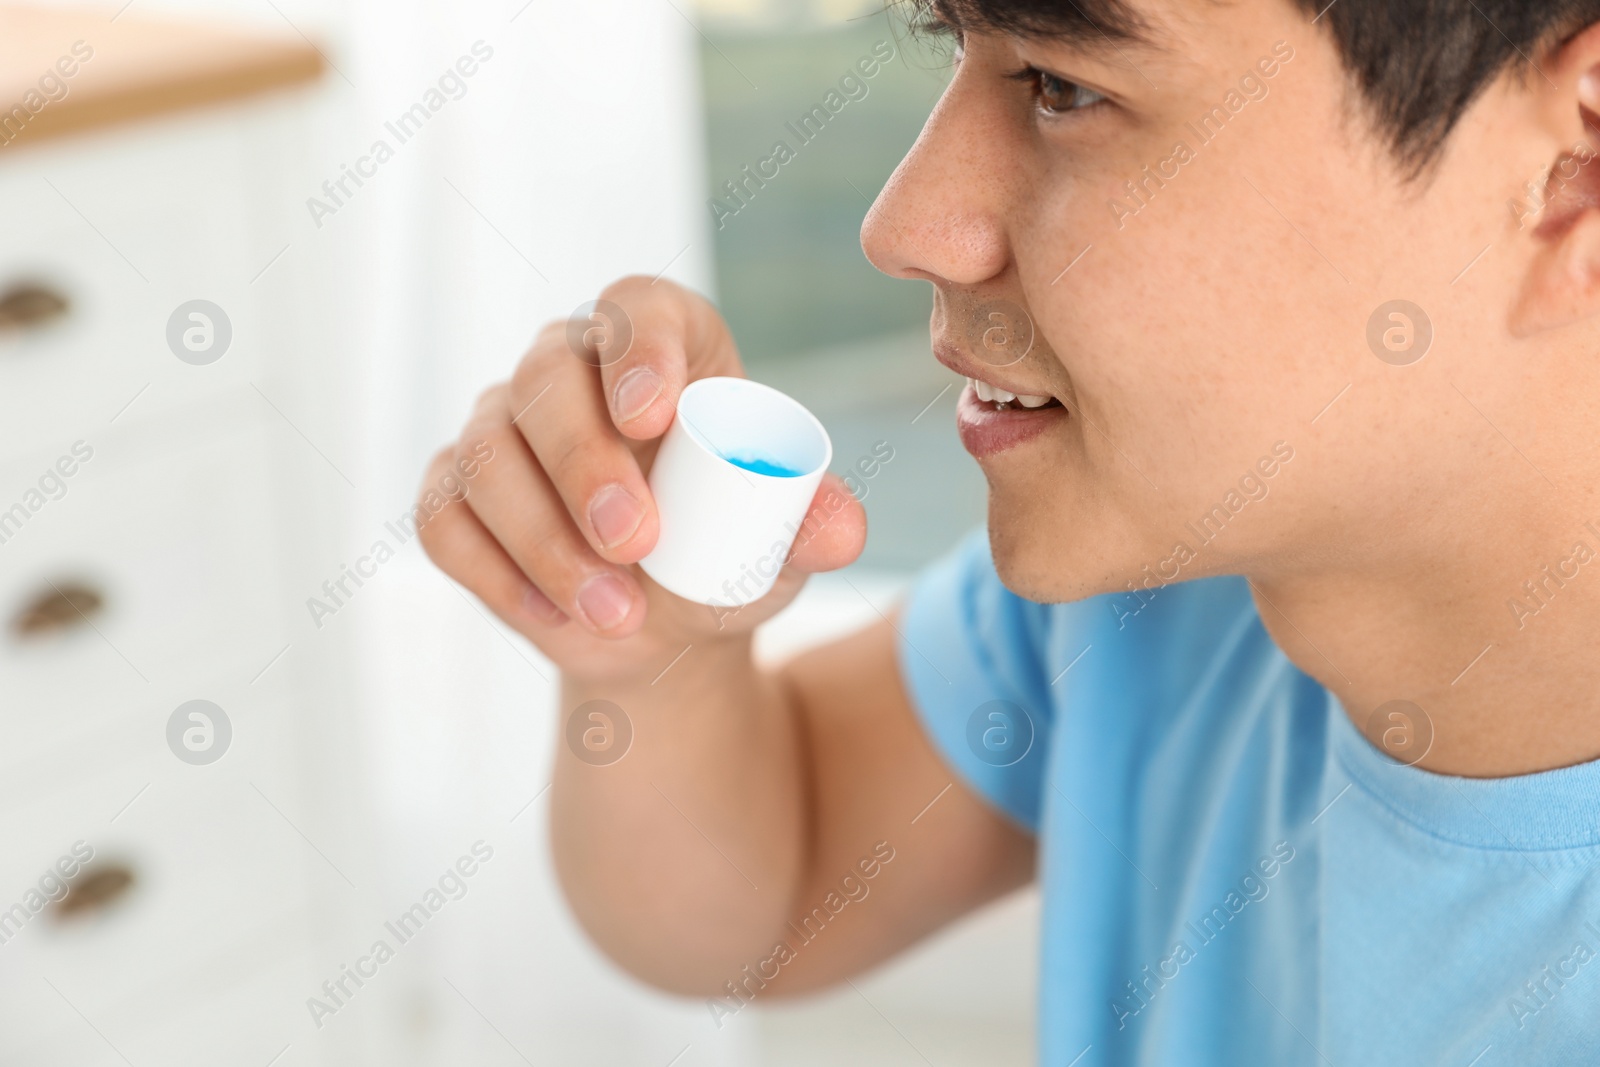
[1251,484,1600,779]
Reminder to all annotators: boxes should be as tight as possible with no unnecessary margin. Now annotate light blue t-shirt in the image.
[897,530,1600,1066]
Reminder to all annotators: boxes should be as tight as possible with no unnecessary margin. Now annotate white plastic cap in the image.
[639,376,832,607]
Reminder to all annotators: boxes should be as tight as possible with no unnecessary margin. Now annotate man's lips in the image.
[930,326,1070,457]
[955,379,1069,459]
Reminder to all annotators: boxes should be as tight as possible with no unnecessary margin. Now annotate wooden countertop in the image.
[0,4,323,152]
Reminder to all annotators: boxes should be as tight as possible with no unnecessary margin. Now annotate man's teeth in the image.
[968,377,1052,409]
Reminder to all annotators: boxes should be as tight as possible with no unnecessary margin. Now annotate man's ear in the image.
[1511,206,1600,337]
[1509,24,1600,337]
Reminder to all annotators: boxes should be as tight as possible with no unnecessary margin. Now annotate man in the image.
[419,0,1600,1061]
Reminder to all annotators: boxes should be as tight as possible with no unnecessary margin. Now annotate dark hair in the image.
[913,0,1600,174]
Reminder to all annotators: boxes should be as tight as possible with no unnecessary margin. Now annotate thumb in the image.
[784,473,867,573]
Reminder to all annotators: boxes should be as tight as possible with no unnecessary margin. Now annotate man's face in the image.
[863,0,1546,603]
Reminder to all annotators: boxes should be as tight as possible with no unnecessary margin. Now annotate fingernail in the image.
[588,483,644,549]
[522,583,566,625]
[576,573,633,631]
[612,366,663,424]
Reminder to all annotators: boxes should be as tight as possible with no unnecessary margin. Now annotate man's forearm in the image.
[550,636,810,993]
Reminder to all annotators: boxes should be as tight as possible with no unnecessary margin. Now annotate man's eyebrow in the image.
[920,0,1157,52]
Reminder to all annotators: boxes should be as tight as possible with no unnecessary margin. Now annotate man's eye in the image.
[1010,67,1106,116]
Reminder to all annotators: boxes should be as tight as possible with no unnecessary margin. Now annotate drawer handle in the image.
[0,283,70,334]
[10,581,105,638]
[53,863,136,921]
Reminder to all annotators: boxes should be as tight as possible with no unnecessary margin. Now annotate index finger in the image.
[579,276,744,441]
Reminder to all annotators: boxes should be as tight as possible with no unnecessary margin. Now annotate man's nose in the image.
[860,71,1013,288]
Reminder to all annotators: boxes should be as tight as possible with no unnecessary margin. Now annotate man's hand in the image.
[418,276,867,684]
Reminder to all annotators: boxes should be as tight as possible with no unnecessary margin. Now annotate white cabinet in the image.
[0,27,357,1067]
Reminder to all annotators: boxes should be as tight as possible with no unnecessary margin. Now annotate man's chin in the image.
[984,496,1139,607]
[986,505,1080,606]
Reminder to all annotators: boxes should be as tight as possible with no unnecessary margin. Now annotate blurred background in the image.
[0,0,1032,1063]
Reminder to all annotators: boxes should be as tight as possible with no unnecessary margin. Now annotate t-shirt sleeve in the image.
[896,528,1059,833]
